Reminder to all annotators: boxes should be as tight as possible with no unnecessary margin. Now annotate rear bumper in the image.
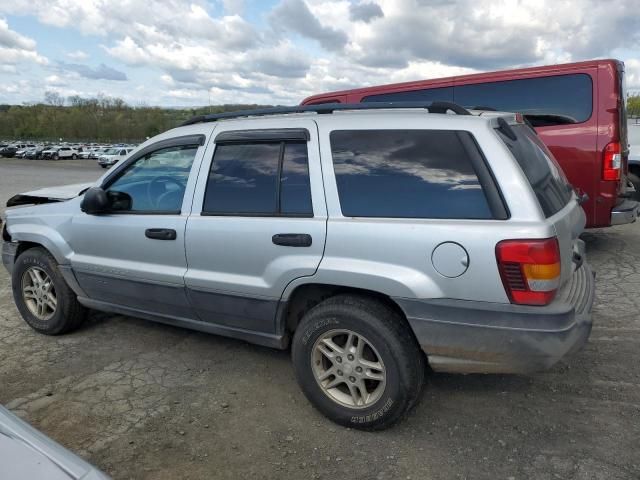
[610,199,640,226]
[396,263,595,374]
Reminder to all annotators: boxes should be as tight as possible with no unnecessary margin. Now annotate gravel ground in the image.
[0,158,639,480]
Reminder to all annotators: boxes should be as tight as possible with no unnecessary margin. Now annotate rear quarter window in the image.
[329,129,500,219]
[498,124,573,217]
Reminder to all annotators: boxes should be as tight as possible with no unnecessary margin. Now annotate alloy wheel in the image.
[21,266,57,321]
[311,329,386,409]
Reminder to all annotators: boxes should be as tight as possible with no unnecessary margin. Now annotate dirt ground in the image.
[0,158,639,479]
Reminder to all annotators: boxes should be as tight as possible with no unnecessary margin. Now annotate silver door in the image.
[185,119,327,334]
[69,140,204,318]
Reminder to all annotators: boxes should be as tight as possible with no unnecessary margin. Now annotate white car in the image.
[97,147,134,168]
[14,145,36,158]
[41,146,79,160]
[0,406,109,479]
[78,147,98,159]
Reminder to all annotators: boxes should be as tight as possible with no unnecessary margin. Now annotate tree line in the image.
[628,94,640,119]
[0,92,272,143]
[1,91,639,143]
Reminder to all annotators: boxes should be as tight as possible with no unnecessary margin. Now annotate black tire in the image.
[72,153,77,159]
[11,247,86,335]
[629,172,640,202]
[53,153,59,160]
[292,294,425,430]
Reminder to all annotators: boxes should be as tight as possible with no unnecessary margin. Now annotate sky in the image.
[0,0,639,107]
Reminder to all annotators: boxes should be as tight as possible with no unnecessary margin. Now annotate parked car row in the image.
[0,142,138,164]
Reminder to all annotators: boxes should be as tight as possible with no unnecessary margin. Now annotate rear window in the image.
[362,74,593,126]
[362,86,454,103]
[330,129,494,219]
[497,124,573,217]
[455,74,592,125]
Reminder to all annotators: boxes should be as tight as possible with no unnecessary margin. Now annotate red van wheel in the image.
[629,173,640,202]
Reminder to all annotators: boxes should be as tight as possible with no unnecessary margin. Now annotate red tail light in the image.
[495,238,561,306]
[602,142,621,181]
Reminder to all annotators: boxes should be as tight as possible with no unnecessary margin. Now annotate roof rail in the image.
[179,101,471,126]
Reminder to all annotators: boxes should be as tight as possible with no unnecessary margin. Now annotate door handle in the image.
[145,228,177,240]
[272,233,312,247]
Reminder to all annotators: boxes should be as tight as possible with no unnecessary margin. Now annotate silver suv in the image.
[1,103,595,430]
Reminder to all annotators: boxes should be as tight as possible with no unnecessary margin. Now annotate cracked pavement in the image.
[1,159,639,479]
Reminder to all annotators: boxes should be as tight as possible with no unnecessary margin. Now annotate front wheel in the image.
[72,153,77,159]
[291,295,425,430]
[53,153,59,160]
[12,247,86,335]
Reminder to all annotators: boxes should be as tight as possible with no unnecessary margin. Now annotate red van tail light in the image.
[602,142,621,181]
[495,238,561,306]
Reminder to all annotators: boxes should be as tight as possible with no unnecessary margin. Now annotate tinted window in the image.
[330,130,493,219]
[204,143,280,214]
[280,143,313,215]
[362,86,453,103]
[497,124,573,217]
[106,145,198,212]
[203,141,313,216]
[455,74,592,124]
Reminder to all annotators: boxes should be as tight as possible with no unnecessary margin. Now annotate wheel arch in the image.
[9,227,73,265]
[278,282,412,340]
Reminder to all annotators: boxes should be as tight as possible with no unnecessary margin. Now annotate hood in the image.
[6,182,94,207]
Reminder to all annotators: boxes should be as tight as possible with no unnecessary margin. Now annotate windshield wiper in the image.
[523,113,578,127]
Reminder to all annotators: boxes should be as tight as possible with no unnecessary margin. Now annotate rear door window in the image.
[329,129,497,219]
[497,124,573,217]
[203,140,313,216]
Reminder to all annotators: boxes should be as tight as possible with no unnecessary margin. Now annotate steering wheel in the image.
[146,176,185,209]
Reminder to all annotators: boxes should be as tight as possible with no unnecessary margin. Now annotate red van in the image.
[302,59,638,228]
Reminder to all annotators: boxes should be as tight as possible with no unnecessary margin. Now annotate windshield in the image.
[104,148,119,155]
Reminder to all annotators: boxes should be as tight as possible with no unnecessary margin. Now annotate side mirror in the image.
[80,187,109,214]
[107,190,132,211]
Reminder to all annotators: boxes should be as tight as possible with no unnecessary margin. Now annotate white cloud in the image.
[45,75,66,86]
[626,59,640,92]
[0,0,640,106]
[0,18,47,65]
[66,50,89,61]
[222,0,244,15]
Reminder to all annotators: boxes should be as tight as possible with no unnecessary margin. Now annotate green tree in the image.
[628,94,640,119]
[0,93,272,143]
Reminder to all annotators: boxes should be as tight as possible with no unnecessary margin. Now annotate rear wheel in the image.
[72,153,77,159]
[291,294,425,430]
[53,153,59,160]
[12,247,86,335]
